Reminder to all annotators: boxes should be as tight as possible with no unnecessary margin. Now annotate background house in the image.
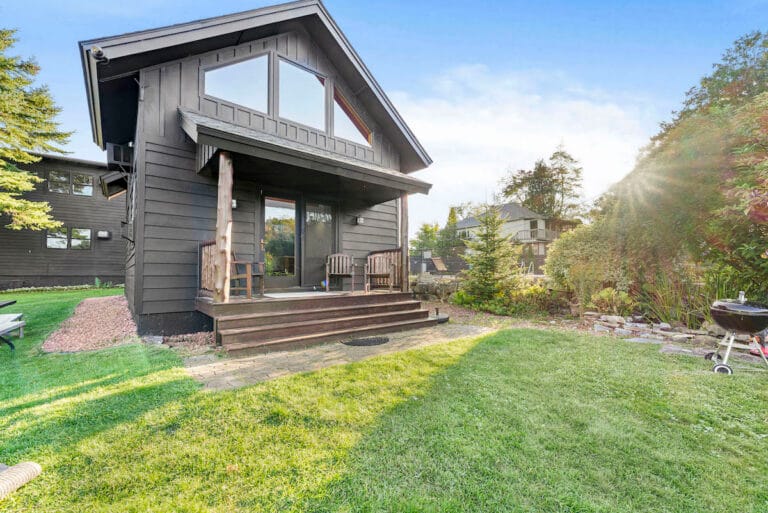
[0,155,126,289]
[456,202,562,274]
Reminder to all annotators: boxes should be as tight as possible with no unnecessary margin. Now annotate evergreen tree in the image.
[436,206,462,257]
[461,204,520,302]
[0,29,70,230]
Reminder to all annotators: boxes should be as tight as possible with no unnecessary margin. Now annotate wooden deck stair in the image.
[197,292,437,354]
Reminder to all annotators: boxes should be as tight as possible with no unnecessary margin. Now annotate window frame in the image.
[45,227,94,250]
[47,170,71,194]
[277,57,328,133]
[46,227,69,249]
[201,52,272,116]
[332,86,372,147]
[72,173,94,196]
[70,228,93,250]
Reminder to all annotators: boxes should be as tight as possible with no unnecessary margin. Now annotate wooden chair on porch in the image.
[230,253,265,298]
[325,253,355,292]
[364,251,397,293]
[200,241,265,300]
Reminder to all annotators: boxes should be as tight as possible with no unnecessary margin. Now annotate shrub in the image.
[544,222,629,311]
[589,287,635,316]
[506,284,567,316]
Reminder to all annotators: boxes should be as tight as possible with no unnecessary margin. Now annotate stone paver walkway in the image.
[184,323,493,391]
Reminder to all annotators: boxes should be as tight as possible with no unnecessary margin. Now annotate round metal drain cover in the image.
[342,336,390,347]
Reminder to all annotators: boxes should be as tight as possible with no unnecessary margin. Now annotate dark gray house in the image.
[0,155,126,289]
[79,0,435,348]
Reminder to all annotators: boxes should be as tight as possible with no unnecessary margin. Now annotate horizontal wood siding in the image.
[340,200,398,289]
[138,138,258,315]
[0,159,125,289]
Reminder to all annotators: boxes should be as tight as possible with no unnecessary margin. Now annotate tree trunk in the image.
[213,151,234,303]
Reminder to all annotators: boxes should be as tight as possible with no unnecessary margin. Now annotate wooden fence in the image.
[198,240,216,296]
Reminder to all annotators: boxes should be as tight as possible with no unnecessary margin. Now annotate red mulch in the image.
[42,295,138,353]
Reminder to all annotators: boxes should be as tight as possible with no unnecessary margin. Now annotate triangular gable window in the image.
[333,88,371,147]
[204,55,269,113]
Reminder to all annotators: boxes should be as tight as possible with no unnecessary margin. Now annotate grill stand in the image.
[709,331,768,374]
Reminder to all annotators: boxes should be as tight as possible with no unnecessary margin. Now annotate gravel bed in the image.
[42,295,138,353]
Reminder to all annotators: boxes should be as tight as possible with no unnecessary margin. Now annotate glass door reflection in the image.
[264,197,298,287]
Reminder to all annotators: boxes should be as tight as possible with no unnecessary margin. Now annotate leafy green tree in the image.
[502,145,583,220]
[460,204,520,302]
[667,31,768,135]
[0,29,70,230]
[410,222,439,256]
[562,31,768,324]
[436,206,463,257]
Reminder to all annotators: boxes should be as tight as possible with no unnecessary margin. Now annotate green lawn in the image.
[1,289,768,512]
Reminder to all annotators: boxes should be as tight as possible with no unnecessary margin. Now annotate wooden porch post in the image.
[213,151,234,303]
[400,193,409,293]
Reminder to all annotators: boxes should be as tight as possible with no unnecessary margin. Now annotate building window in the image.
[72,174,93,196]
[70,228,92,250]
[46,227,92,249]
[279,59,326,130]
[48,171,70,193]
[333,87,371,146]
[204,55,269,113]
[46,228,68,249]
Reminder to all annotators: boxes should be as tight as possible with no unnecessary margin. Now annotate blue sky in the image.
[3,0,768,229]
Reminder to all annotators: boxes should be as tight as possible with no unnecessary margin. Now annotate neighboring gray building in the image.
[78,0,433,338]
[457,202,562,273]
[0,155,126,289]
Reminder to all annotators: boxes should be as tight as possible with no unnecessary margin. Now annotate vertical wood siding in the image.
[140,29,400,171]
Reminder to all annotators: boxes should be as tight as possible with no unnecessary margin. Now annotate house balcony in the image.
[512,229,560,243]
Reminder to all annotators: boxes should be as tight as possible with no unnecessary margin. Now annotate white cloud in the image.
[392,64,660,234]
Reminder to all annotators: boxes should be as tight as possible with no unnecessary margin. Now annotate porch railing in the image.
[198,240,216,297]
[367,247,403,291]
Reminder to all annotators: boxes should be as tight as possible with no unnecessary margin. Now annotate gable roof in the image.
[456,203,545,230]
[78,0,431,172]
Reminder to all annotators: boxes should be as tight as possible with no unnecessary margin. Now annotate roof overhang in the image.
[78,0,432,172]
[179,108,431,202]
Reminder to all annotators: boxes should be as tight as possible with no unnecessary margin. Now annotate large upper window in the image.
[333,88,372,146]
[204,55,269,113]
[279,59,325,130]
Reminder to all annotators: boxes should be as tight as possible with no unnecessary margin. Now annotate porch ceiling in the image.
[179,108,431,203]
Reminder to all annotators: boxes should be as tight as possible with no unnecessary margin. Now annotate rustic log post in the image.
[400,193,409,293]
[213,151,234,303]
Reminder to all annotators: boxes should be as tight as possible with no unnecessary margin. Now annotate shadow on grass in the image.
[0,288,198,467]
[303,328,768,513]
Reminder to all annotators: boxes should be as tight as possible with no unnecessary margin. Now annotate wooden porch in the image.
[194,151,432,353]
